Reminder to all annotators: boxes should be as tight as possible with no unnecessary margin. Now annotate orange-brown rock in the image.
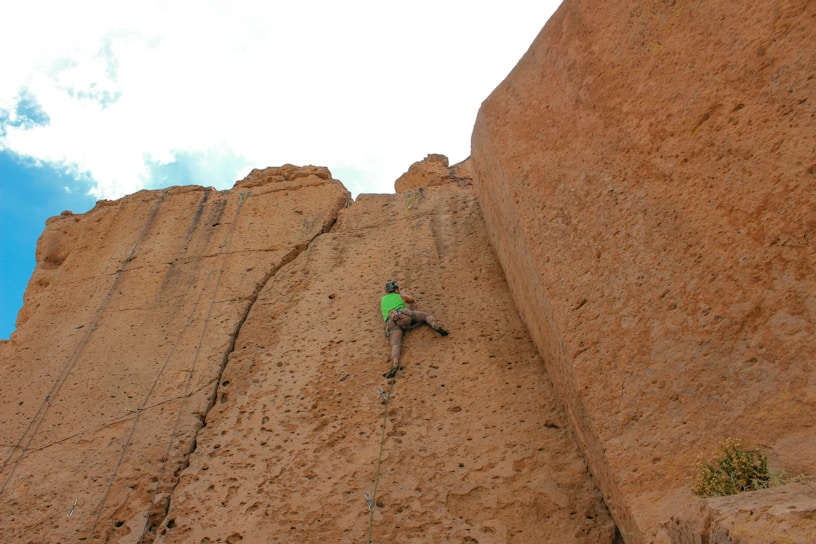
[0,167,615,542]
[0,168,350,542]
[394,154,473,193]
[667,483,816,544]
[5,1,815,541]
[471,0,816,542]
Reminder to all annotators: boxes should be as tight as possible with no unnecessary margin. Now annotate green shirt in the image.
[380,293,405,321]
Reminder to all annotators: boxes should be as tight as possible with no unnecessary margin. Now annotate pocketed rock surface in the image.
[0,167,351,543]
[471,0,816,541]
[0,167,615,543]
[155,181,615,543]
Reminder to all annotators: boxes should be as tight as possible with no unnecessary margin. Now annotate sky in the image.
[0,1,562,340]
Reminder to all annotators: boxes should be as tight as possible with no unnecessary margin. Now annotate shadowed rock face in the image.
[471,0,816,542]
[0,166,615,543]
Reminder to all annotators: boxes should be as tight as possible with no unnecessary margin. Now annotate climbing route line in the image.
[88,262,218,540]
[134,190,250,544]
[0,192,167,495]
[85,191,248,541]
[85,189,216,540]
[15,391,209,458]
[366,374,398,544]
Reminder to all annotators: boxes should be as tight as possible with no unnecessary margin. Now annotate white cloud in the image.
[0,1,561,199]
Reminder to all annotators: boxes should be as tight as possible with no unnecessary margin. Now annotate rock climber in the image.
[380,280,448,379]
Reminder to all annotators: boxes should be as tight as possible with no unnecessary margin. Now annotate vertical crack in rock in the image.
[147,208,344,541]
[150,184,619,542]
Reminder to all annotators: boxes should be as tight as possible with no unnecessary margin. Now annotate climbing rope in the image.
[366,374,397,544]
[134,190,250,544]
[88,264,217,541]
[86,190,215,539]
[0,192,167,495]
[86,190,249,542]
[16,392,203,460]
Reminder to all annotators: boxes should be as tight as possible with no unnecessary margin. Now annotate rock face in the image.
[667,483,816,544]
[471,0,816,542]
[0,167,351,543]
[394,154,473,193]
[4,1,815,541]
[0,166,615,542]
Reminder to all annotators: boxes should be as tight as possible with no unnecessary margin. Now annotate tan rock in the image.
[667,483,816,544]
[471,0,816,542]
[155,183,614,543]
[394,154,473,193]
[0,168,615,542]
[0,167,351,543]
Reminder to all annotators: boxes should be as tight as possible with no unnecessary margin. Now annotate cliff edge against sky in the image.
[472,0,815,542]
[2,1,815,543]
[0,164,616,542]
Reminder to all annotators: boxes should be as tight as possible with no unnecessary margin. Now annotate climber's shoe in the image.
[433,325,449,336]
[384,365,400,379]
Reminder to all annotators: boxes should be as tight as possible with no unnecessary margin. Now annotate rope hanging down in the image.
[133,190,250,544]
[0,192,167,495]
[366,374,397,544]
[83,189,248,542]
[86,190,221,541]
[89,260,218,540]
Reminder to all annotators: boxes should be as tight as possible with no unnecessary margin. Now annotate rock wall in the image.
[471,1,816,542]
[0,167,349,542]
[394,153,473,193]
[4,1,815,541]
[0,164,616,542]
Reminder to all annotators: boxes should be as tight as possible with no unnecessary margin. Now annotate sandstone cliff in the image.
[0,165,615,542]
[3,1,816,542]
[471,0,816,542]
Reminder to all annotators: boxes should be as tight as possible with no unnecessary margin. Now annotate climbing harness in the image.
[365,373,397,544]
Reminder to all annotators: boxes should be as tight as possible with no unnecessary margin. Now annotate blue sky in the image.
[0,152,96,337]
[0,1,561,339]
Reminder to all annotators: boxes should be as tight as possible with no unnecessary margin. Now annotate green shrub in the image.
[692,438,771,498]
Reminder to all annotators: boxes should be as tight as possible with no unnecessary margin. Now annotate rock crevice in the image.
[0,167,352,543]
